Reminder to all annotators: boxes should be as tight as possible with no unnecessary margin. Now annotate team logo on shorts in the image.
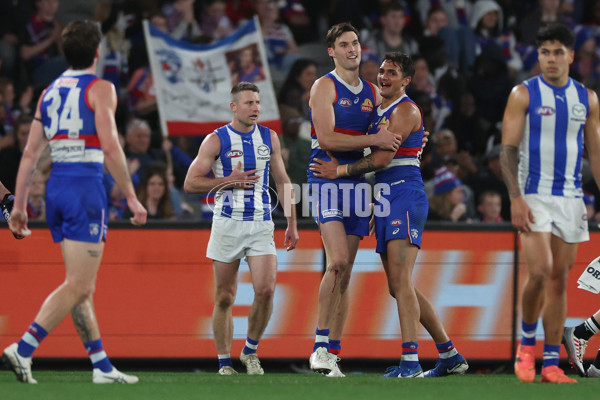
[391,219,401,226]
[410,228,419,239]
[89,223,100,236]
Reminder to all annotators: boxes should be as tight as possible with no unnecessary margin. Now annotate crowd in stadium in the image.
[1,0,600,223]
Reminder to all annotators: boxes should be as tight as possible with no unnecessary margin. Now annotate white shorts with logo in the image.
[206,217,276,263]
[524,194,589,243]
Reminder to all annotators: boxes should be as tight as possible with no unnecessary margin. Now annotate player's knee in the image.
[65,280,96,302]
[327,259,349,274]
[254,286,275,303]
[215,292,236,309]
[528,268,551,288]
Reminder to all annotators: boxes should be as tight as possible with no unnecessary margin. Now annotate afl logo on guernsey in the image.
[536,106,555,116]
[339,98,351,107]
[226,150,243,158]
[361,99,374,112]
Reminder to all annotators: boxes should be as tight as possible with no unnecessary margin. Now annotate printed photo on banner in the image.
[143,16,280,136]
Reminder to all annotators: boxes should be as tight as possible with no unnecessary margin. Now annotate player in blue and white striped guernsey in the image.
[184,82,299,376]
[501,23,600,384]
[3,20,147,384]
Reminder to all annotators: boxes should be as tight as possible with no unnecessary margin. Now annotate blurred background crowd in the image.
[1,0,599,224]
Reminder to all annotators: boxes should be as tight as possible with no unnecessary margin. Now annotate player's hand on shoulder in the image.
[374,121,402,151]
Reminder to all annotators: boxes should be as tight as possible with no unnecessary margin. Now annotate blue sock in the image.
[436,340,459,362]
[242,337,259,355]
[329,339,341,356]
[521,321,537,346]
[400,342,420,369]
[313,328,329,352]
[84,339,114,373]
[17,322,48,358]
[543,344,560,368]
[218,354,233,369]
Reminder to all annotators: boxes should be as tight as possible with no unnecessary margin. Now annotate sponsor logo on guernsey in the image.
[56,78,78,88]
[256,144,270,160]
[572,103,586,121]
[339,98,351,107]
[391,219,401,226]
[226,150,243,158]
[536,106,554,116]
[361,99,374,112]
[378,116,388,126]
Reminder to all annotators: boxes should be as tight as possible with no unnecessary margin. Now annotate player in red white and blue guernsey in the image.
[310,52,468,378]
[305,22,402,377]
[3,20,147,384]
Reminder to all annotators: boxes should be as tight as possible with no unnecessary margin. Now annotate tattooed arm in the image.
[500,84,534,232]
[310,101,421,179]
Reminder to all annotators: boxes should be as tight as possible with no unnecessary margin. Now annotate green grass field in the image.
[1,371,599,400]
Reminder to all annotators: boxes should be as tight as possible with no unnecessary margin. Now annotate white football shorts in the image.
[524,193,589,243]
[206,217,276,263]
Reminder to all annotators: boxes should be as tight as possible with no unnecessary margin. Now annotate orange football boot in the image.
[514,344,536,383]
[540,365,577,383]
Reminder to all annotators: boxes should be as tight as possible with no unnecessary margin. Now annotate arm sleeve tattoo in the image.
[499,145,521,198]
[348,153,378,176]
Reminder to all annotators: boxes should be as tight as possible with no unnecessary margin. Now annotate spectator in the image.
[471,0,523,75]
[19,0,68,90]
[363,2,418,61]
[473,143,511,221]
[428,166,472,222]
[417,0,473,30]
[123,118,167,180]
[476,190,504,223]
[518,0,571,47]
[125,162,176,220]
[359,50,380,85]
[0,114,33,193]
[126,59,159,131]
[571,26,600,90]
[254,0,299,78]
[443,91,489,157]
[468,42,513,127]
[26,170,46,220]
[277,58,317,120]
[197,0,235,42]
[0,1,20,79]
[419,3,477,71]
[162,0,202,41]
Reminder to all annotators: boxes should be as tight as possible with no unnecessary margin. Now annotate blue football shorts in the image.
[310,181,370,237]
[374,187,428,253]
[46,175,108,243]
